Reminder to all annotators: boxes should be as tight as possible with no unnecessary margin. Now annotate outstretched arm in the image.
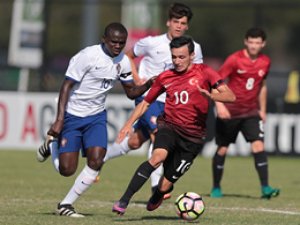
[121,76,156,100]
[197,84,236,103]
[117,100,150,143]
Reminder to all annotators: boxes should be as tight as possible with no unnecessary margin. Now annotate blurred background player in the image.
[103,2,203,199]
[36,22,154,217]
[112,36,235,215]
[210,27,280,199]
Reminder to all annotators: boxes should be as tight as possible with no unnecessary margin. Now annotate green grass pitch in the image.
[0,150,299,225]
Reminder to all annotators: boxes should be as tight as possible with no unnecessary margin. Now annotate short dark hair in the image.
[168,3,193,22]
[170,35,195,54]
[104,22,128,37]
[245,27,267,41]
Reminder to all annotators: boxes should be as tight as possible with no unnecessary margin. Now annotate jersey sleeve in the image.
[65,49,93,82]
[218,54,236,79]
[193,42,203,64]
[204,66,224,89]
[144,76,165,103]
[120,55,134,83]
[133,36,153,57]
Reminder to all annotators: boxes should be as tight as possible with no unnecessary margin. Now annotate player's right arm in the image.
[48,78,76,137]
[117,75,163,143]
[48,49,91,137]
[117,100,150,143]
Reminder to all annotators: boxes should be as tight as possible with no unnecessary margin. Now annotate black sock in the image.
[149,185,173,204]
[212,152,226,188]
[120,161,155,204]
[151,185,158,194]
[253,151,268,186]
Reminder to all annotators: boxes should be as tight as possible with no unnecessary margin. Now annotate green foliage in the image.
[0,150,299,225]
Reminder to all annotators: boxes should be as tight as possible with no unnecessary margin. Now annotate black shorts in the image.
[215,116,264,146]
[153,127,203,183]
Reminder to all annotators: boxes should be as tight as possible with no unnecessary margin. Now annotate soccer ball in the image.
[175,192,205,221]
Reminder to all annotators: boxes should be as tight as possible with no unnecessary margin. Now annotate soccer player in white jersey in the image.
[36,22,155,217]
[103,3,203,198]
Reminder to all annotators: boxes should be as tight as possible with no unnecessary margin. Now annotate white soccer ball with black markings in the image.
[175,192,205,221]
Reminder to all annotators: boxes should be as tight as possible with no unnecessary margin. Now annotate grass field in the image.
[0,150,299,225]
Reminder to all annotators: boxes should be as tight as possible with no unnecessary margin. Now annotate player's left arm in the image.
[197,66,235,103]
[198,83,235,103]
[121,77,156,100]
[258,80,267,122]
[120,55,156,99]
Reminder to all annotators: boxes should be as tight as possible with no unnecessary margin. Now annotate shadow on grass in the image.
[113,216,204,224]
[116,215,178,221]
[112,215,201,223]
[202,193,260,199]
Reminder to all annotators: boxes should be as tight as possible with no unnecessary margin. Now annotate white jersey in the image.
[65,44,133,117]
[133,33,203,102]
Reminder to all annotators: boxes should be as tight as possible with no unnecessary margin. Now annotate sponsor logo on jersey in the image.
[258,69,265,77]
[237,69,247,74]
[164,83,172,88]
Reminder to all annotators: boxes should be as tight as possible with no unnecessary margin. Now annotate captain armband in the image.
[211,79,224,89]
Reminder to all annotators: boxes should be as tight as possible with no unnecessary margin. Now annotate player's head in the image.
[166,3,193,39]
[170,35,195,73]
[102,22,128,57]
[244,27,266,57]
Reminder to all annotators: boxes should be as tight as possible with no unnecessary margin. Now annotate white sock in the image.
[49,140,59,172]
[103,135,130,162]
[151,165,163,188]
[147,142,163,188]
[60,165,99,205]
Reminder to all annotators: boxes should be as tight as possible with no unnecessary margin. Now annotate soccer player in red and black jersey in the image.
[210,27,280,199]
[112,36,235,215]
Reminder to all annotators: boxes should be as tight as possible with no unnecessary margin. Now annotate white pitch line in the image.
[127,203,300,216]
[6,198,300,216]
[210,206,300,216]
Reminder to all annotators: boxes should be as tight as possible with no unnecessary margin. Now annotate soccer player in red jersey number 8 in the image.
[210,27,280,199]
[112,35,235,215]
